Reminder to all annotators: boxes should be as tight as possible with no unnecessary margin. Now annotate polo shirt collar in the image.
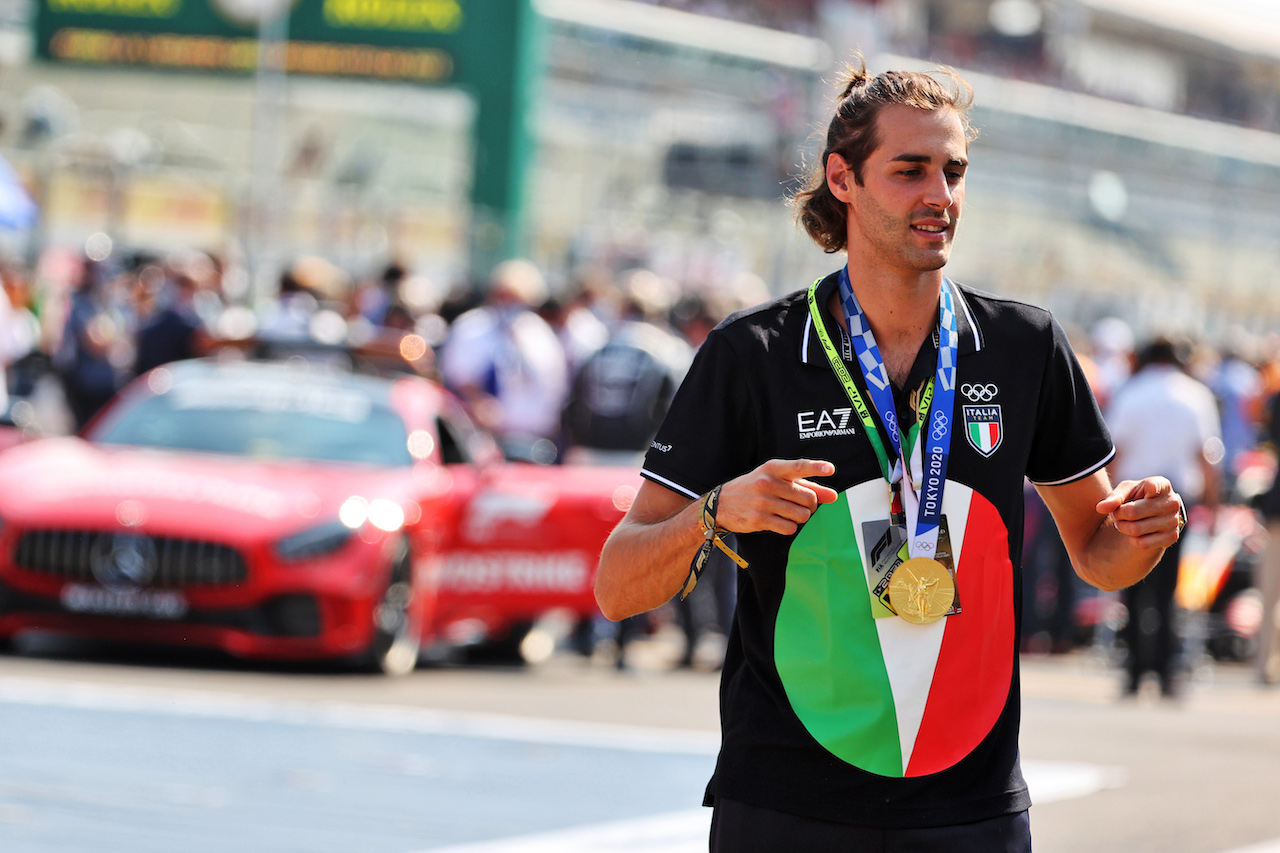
[798,269,983,367]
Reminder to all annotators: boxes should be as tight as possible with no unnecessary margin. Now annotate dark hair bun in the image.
[838,60,871,100]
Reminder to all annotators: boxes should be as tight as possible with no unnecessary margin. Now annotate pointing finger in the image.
[796,479,840,504]
[768,458,835,483]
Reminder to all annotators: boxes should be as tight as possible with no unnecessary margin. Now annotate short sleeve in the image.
[1025,316,1114,485]
[1196,386,1222,445]
[438,310,496,389]
[1103,384,1141,460]
[641,327,760,499]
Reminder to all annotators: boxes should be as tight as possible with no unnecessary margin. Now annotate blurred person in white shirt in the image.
[439,259,568,459]
[1107,336,1221,698]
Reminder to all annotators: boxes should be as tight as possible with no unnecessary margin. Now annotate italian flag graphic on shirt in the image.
[969,420,1000,454]
[775,478,1014,778]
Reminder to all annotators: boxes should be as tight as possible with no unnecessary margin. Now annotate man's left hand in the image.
[1095,476,1184,550]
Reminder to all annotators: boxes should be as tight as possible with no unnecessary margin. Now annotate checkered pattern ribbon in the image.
[850,313,892,392]
[938,286,959,393]
[834,268,960,558]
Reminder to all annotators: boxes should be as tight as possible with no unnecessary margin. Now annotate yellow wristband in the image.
[681,485,747,600]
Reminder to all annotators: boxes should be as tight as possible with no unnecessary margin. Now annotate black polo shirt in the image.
[641,270,1113,829]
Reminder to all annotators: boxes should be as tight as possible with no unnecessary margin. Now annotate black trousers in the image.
[709,797,1031,852]
[1121,535,1183,693]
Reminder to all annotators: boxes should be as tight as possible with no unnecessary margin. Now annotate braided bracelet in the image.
[680,484,748,600]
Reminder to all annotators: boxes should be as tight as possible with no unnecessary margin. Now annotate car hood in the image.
[0,437,412,540]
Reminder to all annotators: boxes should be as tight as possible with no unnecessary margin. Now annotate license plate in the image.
[60,584,188,620]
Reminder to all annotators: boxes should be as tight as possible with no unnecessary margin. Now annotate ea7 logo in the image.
[797,408,856,439]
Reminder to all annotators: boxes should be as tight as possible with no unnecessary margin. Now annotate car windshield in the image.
[93,374,413,467]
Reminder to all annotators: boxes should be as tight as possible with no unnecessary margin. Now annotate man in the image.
[55,257,122,429]
[562,268,692,467]
[595,58,1185,851]
[560,268,693,667]
[1255,389,1280,685]
[1206,340,1261,496]
[133,250,216,377]
[1107,336,1220,698]
[438,259,568,460]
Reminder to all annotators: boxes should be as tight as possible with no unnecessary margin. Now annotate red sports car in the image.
[0,358,639,674]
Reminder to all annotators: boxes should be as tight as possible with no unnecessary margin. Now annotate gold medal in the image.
[888,557,956,625]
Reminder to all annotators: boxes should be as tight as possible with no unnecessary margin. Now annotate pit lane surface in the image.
[0,678,714,852]
[0,636,1278,853]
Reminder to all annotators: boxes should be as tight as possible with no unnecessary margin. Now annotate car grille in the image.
[13,529,249,588]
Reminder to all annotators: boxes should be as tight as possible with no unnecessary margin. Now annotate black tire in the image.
[463,621,533,666]
[360,538,420,676]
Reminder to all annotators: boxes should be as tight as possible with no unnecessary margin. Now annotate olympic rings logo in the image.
[914,540,935,553]
[931,412,949,441]
[884,410,899,435]
[961,383,999,401]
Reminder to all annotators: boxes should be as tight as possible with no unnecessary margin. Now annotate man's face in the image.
[833,105,969,274]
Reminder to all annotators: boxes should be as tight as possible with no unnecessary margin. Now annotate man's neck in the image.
[830,266,943,388]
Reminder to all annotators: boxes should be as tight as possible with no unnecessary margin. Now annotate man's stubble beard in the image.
[852,198,959,274]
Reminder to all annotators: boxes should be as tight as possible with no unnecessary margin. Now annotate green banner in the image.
[36,0,471,81]
[34,0,540,271]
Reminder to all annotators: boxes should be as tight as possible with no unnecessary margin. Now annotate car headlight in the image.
[338,495,405,533]
[276,520,354,562]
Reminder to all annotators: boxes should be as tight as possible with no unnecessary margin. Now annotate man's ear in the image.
[826,153,855,203]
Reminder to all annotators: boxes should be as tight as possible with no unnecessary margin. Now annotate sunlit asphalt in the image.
[0,628,1278,853]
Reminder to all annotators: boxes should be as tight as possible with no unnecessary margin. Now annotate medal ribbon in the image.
[806,269,959,559]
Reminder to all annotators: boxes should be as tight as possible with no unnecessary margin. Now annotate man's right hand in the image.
[596,458,840,620]
[716,459,840,535]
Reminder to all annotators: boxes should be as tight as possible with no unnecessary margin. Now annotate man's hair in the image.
[793,56,978,254]
[1138,336,1189,370]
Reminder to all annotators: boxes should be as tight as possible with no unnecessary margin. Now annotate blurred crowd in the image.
[0,243,765,669]
[1025,317,1280,694]
[0,243,763,436]
[7,243,1280,678]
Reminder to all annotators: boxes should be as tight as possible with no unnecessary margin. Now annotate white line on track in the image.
[0,675,719,755]
[411,761,1126,853]
[415,816,1280,853]
[414,810,710,853]
[418,817,1280,853]
[1024,759,1126,804]
[31,675,1256,853]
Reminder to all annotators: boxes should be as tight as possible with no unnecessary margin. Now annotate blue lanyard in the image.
[835,267,959,557]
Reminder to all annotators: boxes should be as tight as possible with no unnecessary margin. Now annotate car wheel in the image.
[462,620,533,666]
[361,538,420,676]
[462,619,562,667]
